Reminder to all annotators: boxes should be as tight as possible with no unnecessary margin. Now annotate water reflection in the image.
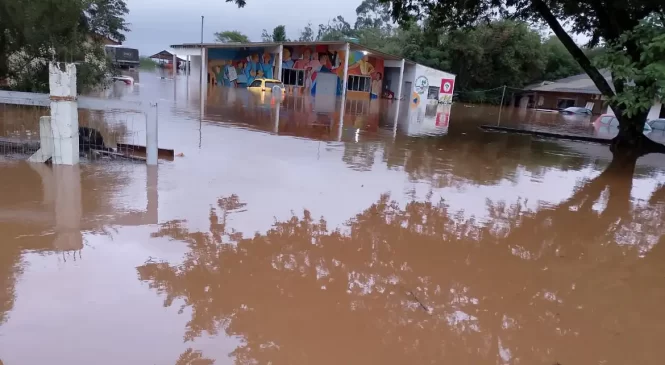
[138,158,665,365]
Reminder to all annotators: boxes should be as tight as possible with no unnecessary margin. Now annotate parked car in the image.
[592,114,652,138]
[247,78,286,94]
[560,106,592,115]
[648,118,665,130]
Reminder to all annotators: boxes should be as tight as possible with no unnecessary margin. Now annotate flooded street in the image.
[2,71,665,364]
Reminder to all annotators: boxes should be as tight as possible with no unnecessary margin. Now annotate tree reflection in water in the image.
[138,162,665,365]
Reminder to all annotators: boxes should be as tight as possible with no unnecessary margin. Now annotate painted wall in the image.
[207,47,277,87]
[407,64,456,105]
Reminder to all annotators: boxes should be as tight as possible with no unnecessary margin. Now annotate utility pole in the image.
[497,85,507,126]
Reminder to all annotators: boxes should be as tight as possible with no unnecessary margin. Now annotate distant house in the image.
[149,50,188,69]
[521,71,663,119]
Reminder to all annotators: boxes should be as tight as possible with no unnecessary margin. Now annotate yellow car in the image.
[247,78,286,94]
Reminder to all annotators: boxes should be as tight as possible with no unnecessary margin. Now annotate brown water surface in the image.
[1,71,665,364]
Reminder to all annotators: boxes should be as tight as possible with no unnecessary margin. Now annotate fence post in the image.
[146,102,158,165]
[49,62,79,165]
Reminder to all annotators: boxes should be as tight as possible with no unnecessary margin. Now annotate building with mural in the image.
[170,41,456,137]
[170,41,455,102]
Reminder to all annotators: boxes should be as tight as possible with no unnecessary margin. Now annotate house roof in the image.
[525,69,614,95]
[150,50,187,61]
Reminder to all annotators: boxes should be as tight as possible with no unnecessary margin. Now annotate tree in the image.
[379,0,665,155]
[272,25,288,42]
[0,0,129,92]
[541,37,583,81]
[260,29,272,42]
[316,16,355,41]
[298,22,315,42]
[213,30,250,43]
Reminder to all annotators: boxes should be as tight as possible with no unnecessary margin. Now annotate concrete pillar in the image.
[647,101,662,121]
[273,103,281,134]
[341,43,350,96]
[200,47,208,110]
[49,63,79,165]
[172,53,178,74]
[146,102,158,165]
[276,44,284,82]
[186,55,190,77]
[396,59,405,101]
[337,93,347,141]
[146,165,159,224]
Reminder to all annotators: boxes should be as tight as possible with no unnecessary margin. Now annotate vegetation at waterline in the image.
[139,56,158,70]
[0,0,129,93]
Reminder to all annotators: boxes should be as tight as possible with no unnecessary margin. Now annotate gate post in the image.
[49,62,79,165]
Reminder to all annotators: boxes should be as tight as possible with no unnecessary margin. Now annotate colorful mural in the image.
[347,51,384,99]
[208,48,277,87]
[208,46,385,98]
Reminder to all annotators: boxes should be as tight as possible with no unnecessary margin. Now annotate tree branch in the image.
[530,0,616,99]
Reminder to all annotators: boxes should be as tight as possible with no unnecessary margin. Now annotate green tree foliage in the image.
[298,22,315,42]
[379,0,665,152]
[595,17,665,118]
[272,25,288,42]
[0,0,129,93]
[213,30,250,43]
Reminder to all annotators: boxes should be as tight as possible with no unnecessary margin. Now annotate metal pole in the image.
[497,85,506,126]
[146,102,158,165]
[200,16,204,85]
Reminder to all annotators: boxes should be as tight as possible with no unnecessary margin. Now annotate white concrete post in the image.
[146,102,158,165]
[172,53,178,73]
[49,63,79,165]
[200,47,208,111]
[337,92,347,141]
[186,55,190,77]
[396,59,405,101]
[277,44,284,82]
[341,43,350,96]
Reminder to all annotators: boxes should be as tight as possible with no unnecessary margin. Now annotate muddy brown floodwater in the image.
[1,71,665,365]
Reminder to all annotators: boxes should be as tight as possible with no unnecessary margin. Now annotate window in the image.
[651,120,665,130]
[600,116,613,125]
[609,117,619,127]
[347,75,371,92]
[265,82,284,89]
[427,86,440,100]
[249,80,263,88]
[556,98,576,109]
[282,69,304,86]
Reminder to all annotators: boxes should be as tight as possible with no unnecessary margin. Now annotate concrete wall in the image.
[411,64,456,104]
[532,92,604,114]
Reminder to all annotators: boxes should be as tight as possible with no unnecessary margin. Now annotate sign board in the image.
[440,78,455,94]
[414,76,429,94]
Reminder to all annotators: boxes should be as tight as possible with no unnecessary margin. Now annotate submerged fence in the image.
[0,89,158,164]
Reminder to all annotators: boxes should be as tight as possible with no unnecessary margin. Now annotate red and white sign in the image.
[436,112,449,127]
[440,78,455,94]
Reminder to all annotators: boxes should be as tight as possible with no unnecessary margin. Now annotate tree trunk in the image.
[611,113,665,156]
[531,0,665,155]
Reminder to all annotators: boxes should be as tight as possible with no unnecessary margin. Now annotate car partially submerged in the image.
[592,114,652,139]
[560,106,592,115]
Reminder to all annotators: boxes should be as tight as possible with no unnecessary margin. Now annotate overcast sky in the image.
[123,0,361,55]
[123,0,590,56]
